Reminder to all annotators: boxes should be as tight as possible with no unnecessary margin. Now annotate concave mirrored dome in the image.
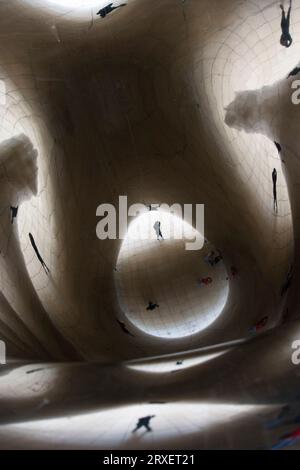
[115,210,229,339]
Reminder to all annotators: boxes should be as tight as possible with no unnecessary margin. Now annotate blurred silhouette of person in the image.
[29,233,50,275]
[281,265,293,296]
[26,367,45,374]
[266,403,300,430]
[250,316,268,334]
[274,141,286,163]
[117,319,134,337]
[204,251,215,266]
[205,250,223,266]
[226,266,238,281]
[10,206,18,224]
[287,66,300,78]
[153,221,163,240]
[146,301,159,311]
[280,1,293,48]
[265,405,291,429]
[255,316,269,331]
[97,2,126,18]
[272,426,300,450]
[132,415,155,433]
[214,250,223,265]
[198,277,213,286]
[274,141,282,153]
[231,266,238,277]
[148,203,159,211]
[272,168,278,213]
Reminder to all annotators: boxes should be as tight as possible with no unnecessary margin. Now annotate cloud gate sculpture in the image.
[1,0,300,454]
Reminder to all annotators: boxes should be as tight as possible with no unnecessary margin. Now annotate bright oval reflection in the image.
[115,210,229,339]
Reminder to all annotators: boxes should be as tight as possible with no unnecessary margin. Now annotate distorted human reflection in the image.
[1,0,300,451]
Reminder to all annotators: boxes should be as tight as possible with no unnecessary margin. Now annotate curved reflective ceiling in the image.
[0,0,299,451]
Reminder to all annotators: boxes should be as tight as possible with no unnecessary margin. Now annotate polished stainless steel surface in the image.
[0,0,299,450]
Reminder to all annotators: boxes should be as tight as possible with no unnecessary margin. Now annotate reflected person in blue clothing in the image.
[97,2,126,18]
